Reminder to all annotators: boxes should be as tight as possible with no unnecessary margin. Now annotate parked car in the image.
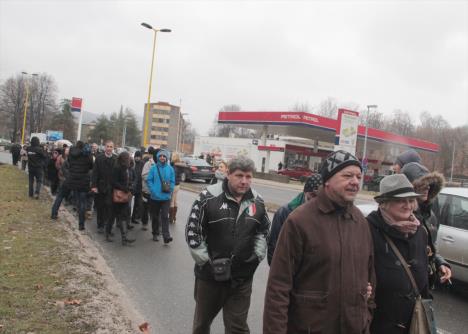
[357,187,468,285]
[436,187,468,284]
[277,166,314,182]
[180,158,215,183]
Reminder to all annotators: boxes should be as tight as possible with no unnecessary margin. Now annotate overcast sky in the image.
[1,0,467,135]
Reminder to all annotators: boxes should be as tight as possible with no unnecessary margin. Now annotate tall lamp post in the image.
[21,72,38,145]
[361,104,378,189]
[141,22,171,147]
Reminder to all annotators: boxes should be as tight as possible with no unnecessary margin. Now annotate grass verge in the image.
[0,165,101,333]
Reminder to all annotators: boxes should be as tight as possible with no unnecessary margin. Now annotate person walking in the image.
[141,146,156,231]
[267,174,322,265]
[366,174,431,333]
[65,141,93,230]
[169,152,183,224]
[91,141,116,234]
[109,151,136,245]
[264,150,375,334]
[147,149,174,243]
[10,142,21,166]
[26,136,47,199]
[186,156,270,334]
[20,145,28,171]
[401,162,452,287]
[131,150,144,224]
[47,149,60,195]
[214,160,228,183]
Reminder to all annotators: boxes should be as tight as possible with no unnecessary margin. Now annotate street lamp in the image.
[141,22,171,147]
[21,72,38,145]
[360,104,378,189]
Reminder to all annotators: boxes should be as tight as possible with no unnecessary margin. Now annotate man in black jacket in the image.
[131,150,144,224]
[185,156,270,334]
[27,137,47,199]
[91,140,116,234]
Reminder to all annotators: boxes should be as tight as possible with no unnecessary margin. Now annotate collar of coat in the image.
[315,187,360,222]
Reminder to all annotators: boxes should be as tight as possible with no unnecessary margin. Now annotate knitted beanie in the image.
[303,174,322,193]
[394,149,421,168]
[320,150,362,183]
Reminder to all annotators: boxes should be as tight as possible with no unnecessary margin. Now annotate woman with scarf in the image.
[367,174,430,333]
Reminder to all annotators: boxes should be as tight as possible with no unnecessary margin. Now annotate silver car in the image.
[437,187,468,284]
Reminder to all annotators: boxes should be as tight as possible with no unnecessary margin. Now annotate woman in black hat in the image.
[366,174,429,334]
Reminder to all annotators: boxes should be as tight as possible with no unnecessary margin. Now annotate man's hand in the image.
[91,187,98,193]
[439,265,452,284]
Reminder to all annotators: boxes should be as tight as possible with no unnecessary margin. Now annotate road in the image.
[1,150,468,333]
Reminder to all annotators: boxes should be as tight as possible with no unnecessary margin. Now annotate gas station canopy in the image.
[218,111,439,156]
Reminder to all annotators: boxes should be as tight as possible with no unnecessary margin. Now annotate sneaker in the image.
[127,225,134,230]
[122,238,136,246]
[34,194,39,200]
[142,225,148,231]
[131,220,140,224]
[163,237,173,244]
[51,215,58,220]
[78,226,85,231]
[97,227,104,234]
[152,235,159,242]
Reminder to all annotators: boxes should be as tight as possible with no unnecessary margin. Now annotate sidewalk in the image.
[0,164,144,333]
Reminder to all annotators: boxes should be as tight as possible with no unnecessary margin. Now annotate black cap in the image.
[320,150,362,183]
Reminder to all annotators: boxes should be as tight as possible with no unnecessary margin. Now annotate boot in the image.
[169,207,175,224]
[119,219,135,246]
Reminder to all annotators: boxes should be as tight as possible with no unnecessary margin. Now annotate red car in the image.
[278,166,314,182]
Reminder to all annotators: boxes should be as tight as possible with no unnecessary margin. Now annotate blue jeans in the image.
[51,186,88,229]
[28,167,43,197]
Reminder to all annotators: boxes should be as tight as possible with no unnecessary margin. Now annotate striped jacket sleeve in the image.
[185,189,210,266]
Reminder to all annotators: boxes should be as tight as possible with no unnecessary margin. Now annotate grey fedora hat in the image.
[374,174,422,202]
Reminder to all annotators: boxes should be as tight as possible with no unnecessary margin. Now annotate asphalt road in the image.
[2,150,468,333]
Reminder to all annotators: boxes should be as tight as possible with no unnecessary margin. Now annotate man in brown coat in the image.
[264,150,376,334]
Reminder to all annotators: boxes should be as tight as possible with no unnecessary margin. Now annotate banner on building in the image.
[334,108,359,155]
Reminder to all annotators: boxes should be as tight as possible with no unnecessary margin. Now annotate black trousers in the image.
[141,193,151,226]
[192,278,252,334]
[28,167,43,197]
[149,199,170,238]
[108,202,130,238]
[95,192,113,229]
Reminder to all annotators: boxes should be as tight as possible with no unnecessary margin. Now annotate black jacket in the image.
[65,147,93,191]
[186,178,270,283]
[112,165,130,193]
[171,162,183,186]
[27,145,46,169]
[92,153,116,194]
[367,210,430,334]
[133,159,144,194]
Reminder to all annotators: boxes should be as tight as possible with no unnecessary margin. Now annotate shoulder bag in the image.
[112,169,131,203]
[157,165,171,193]
[383,234,437,334]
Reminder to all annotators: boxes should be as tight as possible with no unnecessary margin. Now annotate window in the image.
[152,126,168,132]
[451,196,468,230]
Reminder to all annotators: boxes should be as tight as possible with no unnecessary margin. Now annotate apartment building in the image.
[142,101,185,151]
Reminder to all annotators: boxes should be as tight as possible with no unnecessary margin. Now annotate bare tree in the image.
[209,105,256,138]
[0,73,58,141]
[314,97,338,119]
[0,74,27,141]
[384,109,415,136]
[290,102,311,112]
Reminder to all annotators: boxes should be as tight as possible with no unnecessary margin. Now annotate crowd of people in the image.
[11,138,452,333]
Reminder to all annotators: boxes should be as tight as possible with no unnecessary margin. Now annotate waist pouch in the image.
[211,258,232,282]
